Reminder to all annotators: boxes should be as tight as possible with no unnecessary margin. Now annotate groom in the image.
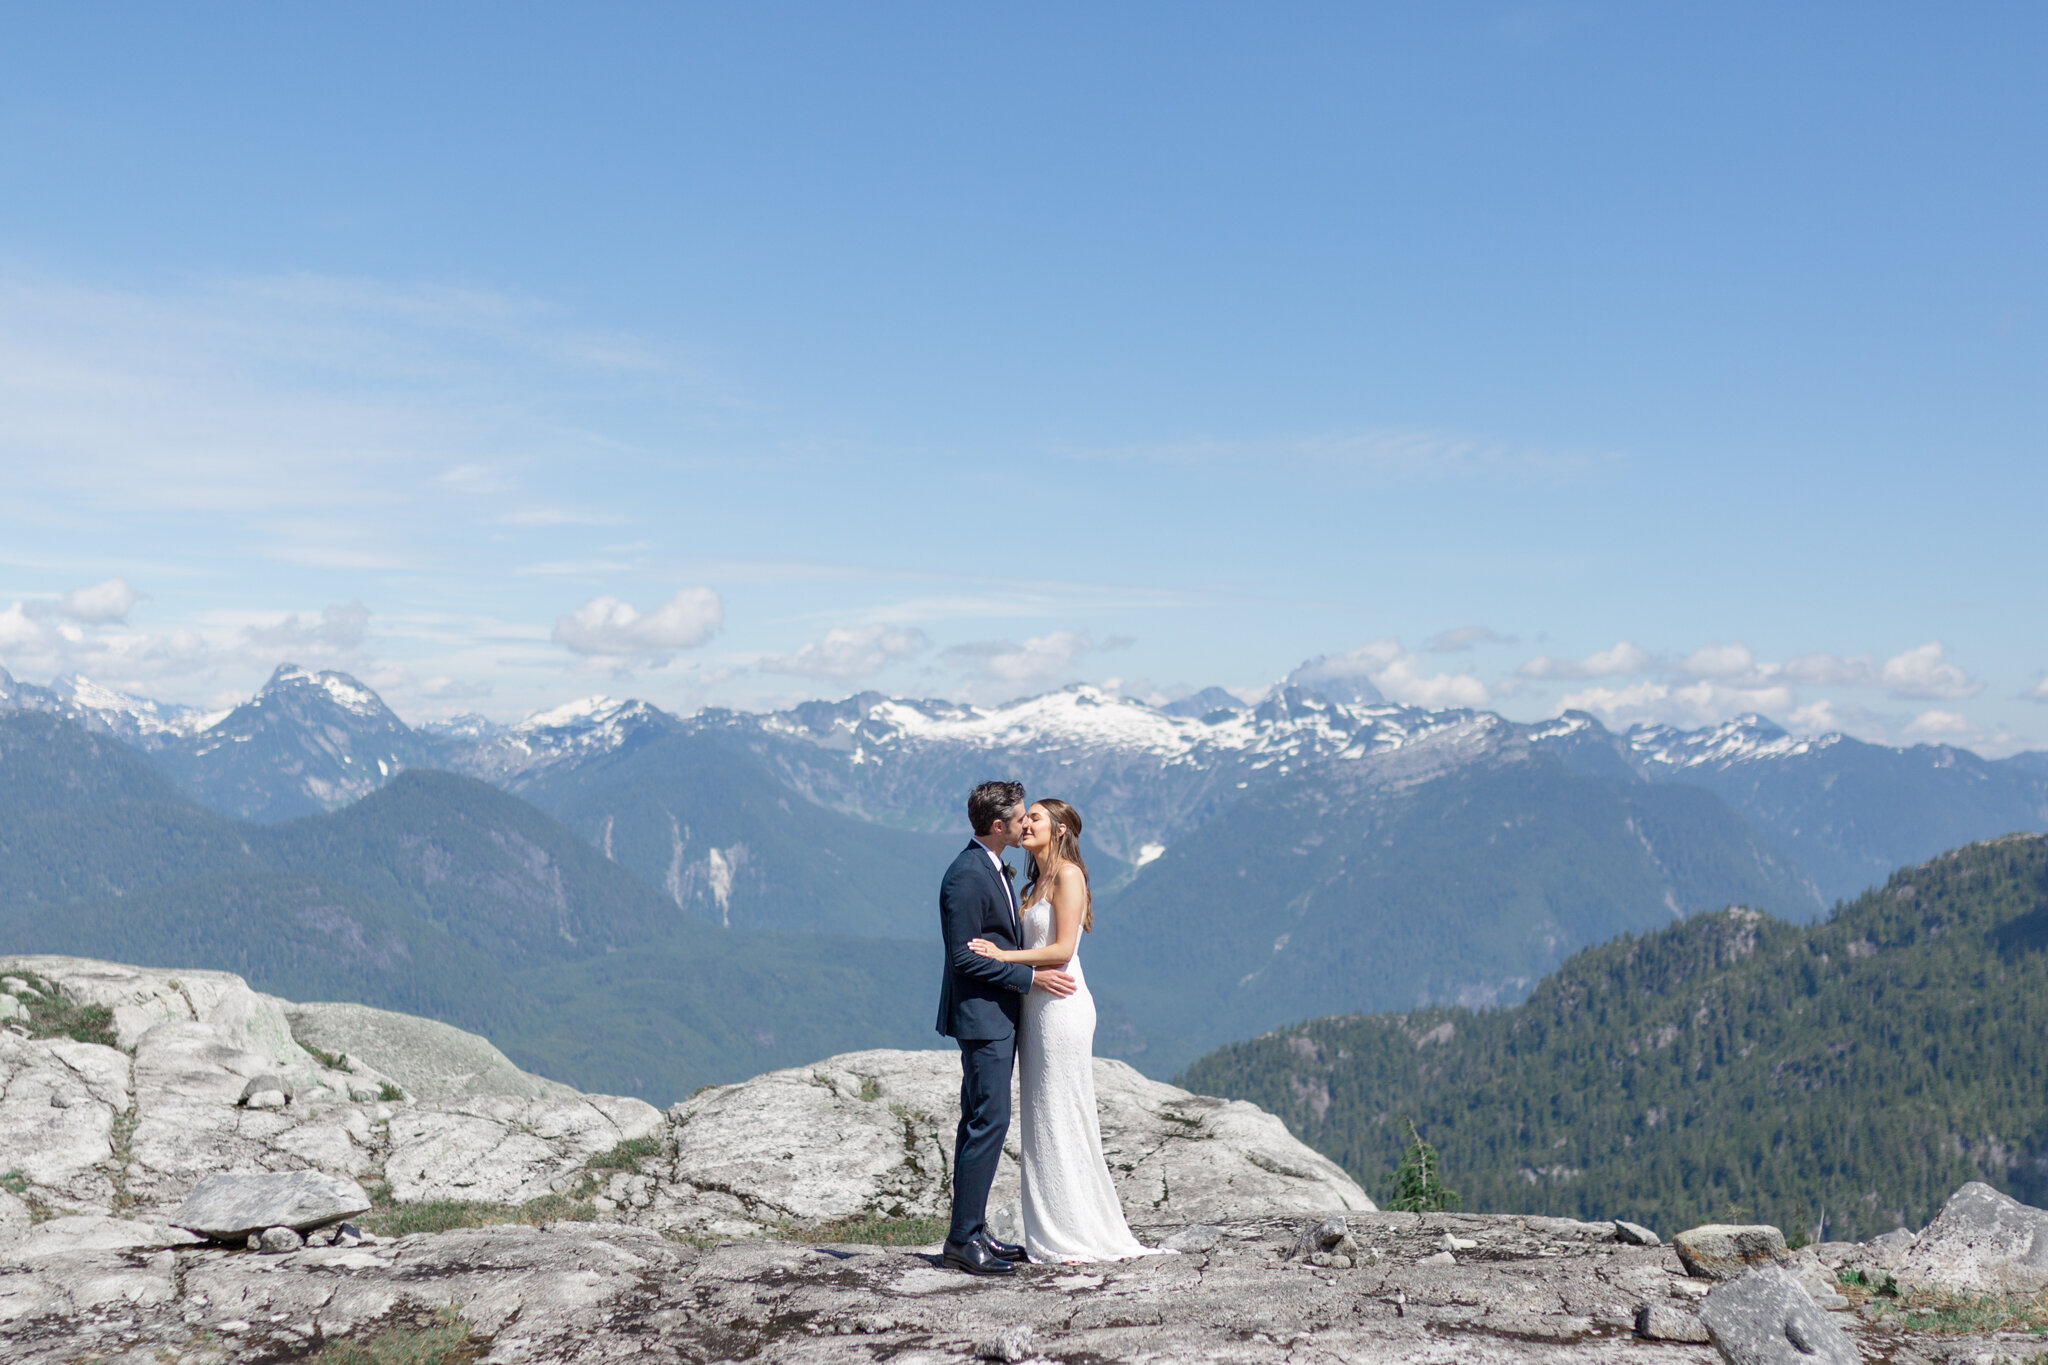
[936,780,1075,1275]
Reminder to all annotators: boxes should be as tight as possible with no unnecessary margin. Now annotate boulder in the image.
[1674,1223,1791,1280]
[169,1171,371,1241]
[1613,1219,1660,1246]
[1635,1303,1710,1342]
[1697,1265,1858,1365]
[1891,1181,2048,1294]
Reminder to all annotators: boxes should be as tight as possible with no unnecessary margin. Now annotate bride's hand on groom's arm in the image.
[967,937,1010,961]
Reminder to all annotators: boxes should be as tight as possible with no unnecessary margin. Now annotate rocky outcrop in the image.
[285,1000,578,1103]
[0,956,1366,1243]
[1890,1180,2048,1294]
[624,1048,1374,1239]
[9,955,2043,1363]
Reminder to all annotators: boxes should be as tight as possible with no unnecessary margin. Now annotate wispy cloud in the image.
[1540,639,1991,737]
[1424,625,1514,653]
[1066,425,1617,484]
[759,624,929,681]
[1518,640,1654,680]
[945,630,1094,693]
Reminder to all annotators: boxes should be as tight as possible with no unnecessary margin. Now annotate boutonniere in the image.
[999,861,1016,879]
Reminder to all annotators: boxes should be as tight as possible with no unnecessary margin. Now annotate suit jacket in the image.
[935,840,1035,1039]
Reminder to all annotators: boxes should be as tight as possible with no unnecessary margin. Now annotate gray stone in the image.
[1674,1223,1791,1280]
[1291,1216,1356,1259]
[1892,1181,2048,1294]
[977,1324,1034,1361]
[1697,1265,1858,1365]
[1162,1223,1225,1253]
[170,1170,371,1240]
[237,1075,292,1106]
[0,995,23,1023]
[256,1225,304,1254]
[1635,1303,1711,1342]
[1614,1219,1660,1246]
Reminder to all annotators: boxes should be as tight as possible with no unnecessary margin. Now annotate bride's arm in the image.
[967,867,1086,966]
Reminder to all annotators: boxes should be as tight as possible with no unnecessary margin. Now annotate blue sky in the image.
[1,5,2043,751]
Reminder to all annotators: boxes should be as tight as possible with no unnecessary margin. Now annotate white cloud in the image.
[1787,699,1843,732]
[551,588,723,662]
[1676,642,1756,680]
[1559,680,1794,729]
[945,630,1093,687]
[2027,675,2048,703]
[1903,709,1972,738]
[759,624,928,680]
[1518,640,1653,680]
[1373,653,1490,708]
[42,577,141,624]
[1425,626,1513,653]
[1877,642,1982,700]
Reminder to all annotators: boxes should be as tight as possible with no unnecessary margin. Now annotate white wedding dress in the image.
[1016,894,1172,1263]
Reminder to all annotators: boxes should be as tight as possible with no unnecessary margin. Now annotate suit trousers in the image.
[948,1033,1016,1247]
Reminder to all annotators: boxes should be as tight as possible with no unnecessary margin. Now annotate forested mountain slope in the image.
[1182,834,2048,1241]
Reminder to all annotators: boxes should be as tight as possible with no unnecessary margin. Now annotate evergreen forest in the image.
[1181,834,2048,1241]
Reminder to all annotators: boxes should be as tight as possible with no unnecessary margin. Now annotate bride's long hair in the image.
[1024,798,1093,932]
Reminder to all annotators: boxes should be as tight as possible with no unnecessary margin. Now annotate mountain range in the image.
[2,659,2045,1092]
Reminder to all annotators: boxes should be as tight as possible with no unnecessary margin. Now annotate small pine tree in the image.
[1385,1117,1460,1213]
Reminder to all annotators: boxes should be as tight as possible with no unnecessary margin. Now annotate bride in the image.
[968,799,1171,1264]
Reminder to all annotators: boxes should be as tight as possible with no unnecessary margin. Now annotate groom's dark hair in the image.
[967,781,1026,835]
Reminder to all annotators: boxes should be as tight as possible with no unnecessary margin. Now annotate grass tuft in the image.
[586,1134,662,1174]
[7,972,119,1048]
[312,1305,478,1365]
[362,1193,600,1238]
[1860,1287,2048,1336]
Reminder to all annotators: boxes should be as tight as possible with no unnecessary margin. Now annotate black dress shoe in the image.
[976,1232,1026,1262]
[942,1239,1016,1275]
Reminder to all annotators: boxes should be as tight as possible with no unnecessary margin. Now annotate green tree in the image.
[1385,1117,1460,1212]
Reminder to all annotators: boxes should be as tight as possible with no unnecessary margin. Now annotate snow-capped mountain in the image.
[6,661,2045,904]
[0,667,226,744]
[423,696,679,786]
[147,664,436,822]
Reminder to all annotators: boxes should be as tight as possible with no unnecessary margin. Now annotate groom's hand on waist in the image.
[1031,968,1076,997]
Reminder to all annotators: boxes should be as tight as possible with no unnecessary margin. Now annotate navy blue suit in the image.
[936,840,1034,1247]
